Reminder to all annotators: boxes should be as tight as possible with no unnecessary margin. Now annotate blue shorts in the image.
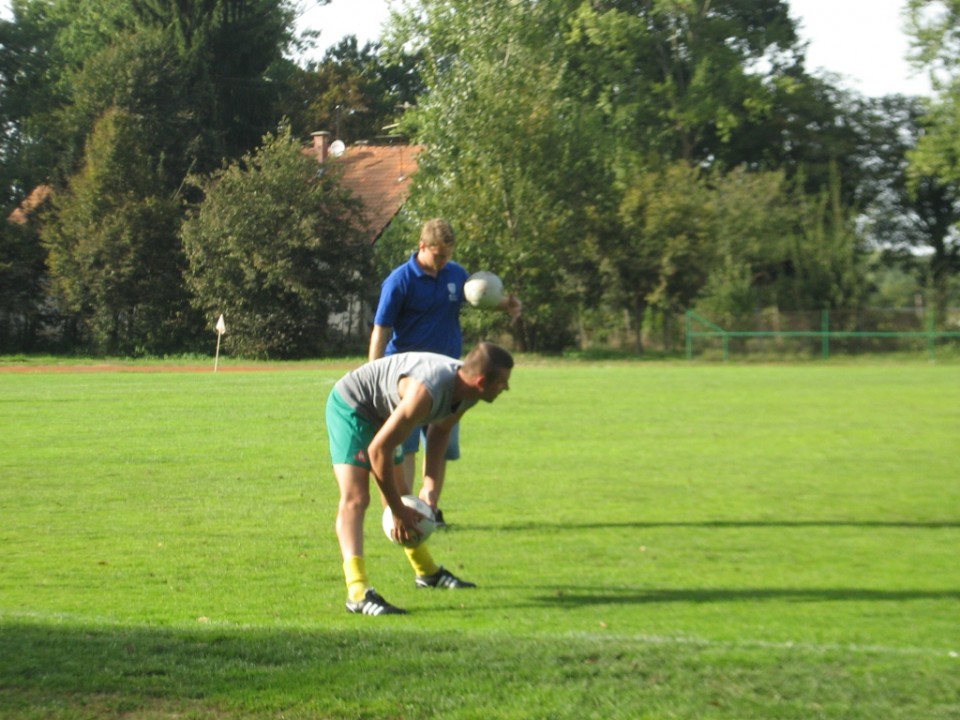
[326,389,403,468]
[401,421,460,460]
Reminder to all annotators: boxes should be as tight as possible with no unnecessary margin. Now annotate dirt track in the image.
[0,362,355,374]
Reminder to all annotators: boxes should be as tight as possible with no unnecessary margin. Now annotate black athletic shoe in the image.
[415,566,476,589]
[345,588,407,615]
[434,508,447,529]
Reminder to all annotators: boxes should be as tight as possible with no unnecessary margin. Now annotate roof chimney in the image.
[311,131,331,162]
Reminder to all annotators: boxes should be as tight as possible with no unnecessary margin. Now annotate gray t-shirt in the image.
[334,352,478,425]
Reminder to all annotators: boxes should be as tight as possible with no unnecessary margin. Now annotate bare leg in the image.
[334,463,370,561]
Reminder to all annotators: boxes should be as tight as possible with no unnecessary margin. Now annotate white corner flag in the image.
[214,314,226,372]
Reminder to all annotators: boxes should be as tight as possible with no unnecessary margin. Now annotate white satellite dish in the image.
[329,139,346,157]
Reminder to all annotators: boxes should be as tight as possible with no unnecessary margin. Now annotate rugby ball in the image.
[464,271,503,309]
[382,495,436,548]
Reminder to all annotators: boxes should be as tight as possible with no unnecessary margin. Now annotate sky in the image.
[0,0,935,98]
[297,0,933,97]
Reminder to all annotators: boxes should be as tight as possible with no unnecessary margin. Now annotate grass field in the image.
[1,359,958,719]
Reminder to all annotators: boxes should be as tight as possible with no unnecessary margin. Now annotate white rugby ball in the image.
[464,271,504,309]
[382,495,436,548]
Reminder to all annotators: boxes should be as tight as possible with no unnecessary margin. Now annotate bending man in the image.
[326,341,514,615]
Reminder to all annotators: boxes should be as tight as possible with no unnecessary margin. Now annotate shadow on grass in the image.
[0,620,486,718]
[530,586,960,607]
[2,614,958,719]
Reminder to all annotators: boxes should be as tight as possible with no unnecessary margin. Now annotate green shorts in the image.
[326,388,403,469]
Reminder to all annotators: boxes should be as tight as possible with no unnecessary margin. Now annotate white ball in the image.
[464,271,504,309]
[382,495,436,548]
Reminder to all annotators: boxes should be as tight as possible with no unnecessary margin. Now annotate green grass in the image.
[1,360,958,718]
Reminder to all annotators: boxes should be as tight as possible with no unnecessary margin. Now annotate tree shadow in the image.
[530,585,960,607]
[0,620,493,717]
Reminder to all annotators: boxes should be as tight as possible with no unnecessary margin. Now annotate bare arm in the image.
[498,294,522,320]
[367,378,433,543]
[422,410,466,494]
[368,324,392,361]
[423,423,453,485]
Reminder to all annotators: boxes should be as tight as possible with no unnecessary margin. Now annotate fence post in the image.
[685,311,693,360]
[822,308,830,360]
[927,303,936,361]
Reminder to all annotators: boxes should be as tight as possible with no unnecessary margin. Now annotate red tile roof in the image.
[6,184,52,225]
[305,140,423,244]
[11,144,423,244]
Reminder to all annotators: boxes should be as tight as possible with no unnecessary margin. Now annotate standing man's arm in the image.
[499,294,523,320]
[369,324,392,361]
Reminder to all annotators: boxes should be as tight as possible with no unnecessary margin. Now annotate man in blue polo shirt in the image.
[369,219,520,526]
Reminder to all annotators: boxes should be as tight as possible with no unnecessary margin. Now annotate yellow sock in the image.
[404,544,440,577]
[343,556,369,602]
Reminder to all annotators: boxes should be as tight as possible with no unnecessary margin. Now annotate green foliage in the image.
[41,107,189,355]
[900,3,960,321]
[1,0,305,355]
[394,0,615,351]
[389,0,891,353]
[614,162,717,338]
[563,0,801,164]
[278,36,424,143]
[0,219,48,352]
[0,362,958,718]
[55,26,197,190]
[2,0,957,358]
[181,125,372,359]
[2,0,296,201]
[612,162,866,343]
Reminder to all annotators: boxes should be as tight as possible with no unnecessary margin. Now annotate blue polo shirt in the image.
[374,252,469,359]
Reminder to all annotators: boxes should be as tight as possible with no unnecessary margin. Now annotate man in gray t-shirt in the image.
[326,341,514,616]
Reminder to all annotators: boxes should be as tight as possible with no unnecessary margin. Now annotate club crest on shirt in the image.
[448,282,457,302]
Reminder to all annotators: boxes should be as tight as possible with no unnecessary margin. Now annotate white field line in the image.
[561,631,960,659]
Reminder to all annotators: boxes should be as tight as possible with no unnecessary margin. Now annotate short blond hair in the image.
[420,218,455,248]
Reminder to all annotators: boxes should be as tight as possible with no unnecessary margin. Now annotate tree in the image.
[902,0,960,319]
[42,107,188,354]
[0,217,48,352]
[181,125,372,358]
[3,0,297,192]
[562,0,803,165]
[2,0,304,355]
[389,0,616,352]
[389,0,871,351]
[851,93,960,319]
[277,37,424,143]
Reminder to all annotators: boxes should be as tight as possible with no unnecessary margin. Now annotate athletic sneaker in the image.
[345,588,407,615]
[415,566,476,589]
[434,508,447,529]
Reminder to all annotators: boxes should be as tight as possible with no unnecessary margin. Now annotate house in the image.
[306,130,423,244]
[306,131,424,339]
[10,133,424,239]
[6,133,423,347]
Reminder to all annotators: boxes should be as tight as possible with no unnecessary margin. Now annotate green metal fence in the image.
[685,309,960,360]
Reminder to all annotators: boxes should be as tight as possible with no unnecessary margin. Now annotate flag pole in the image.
[214,314,226,372]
